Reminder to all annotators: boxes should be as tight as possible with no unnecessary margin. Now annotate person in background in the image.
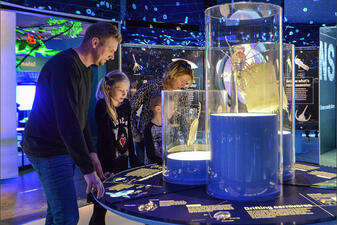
[130,60,194,165]
[89,70,138,225]
[22,22,121,225]
[144,94,163,165]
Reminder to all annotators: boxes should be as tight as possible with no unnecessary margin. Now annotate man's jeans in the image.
[27,155,79,225]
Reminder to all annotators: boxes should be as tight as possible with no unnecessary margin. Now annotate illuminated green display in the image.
[16,18,83,68]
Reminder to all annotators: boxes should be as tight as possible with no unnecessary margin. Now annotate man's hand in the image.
[84,172,104,199]
[89,152,105,180]
[104,171,112,178]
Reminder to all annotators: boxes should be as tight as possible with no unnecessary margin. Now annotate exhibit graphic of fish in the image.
[217,42,288,113]
[138,200,158,212]
[295,56,310,71]
[106,190,134,198]
[214,211,231,221]
[132,54,143,74]
[187,102,201,146]
[295,105,311,122]
[114,177,126,182]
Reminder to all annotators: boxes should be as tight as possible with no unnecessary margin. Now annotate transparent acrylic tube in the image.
[205,2,283,201]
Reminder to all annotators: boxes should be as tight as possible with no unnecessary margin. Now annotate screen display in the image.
[16,84,36,111]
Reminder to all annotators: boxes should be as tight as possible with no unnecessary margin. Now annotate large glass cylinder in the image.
[205,2,283,201]
[162,90,209,185]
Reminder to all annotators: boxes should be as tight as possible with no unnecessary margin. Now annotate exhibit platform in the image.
[96,163,337,225]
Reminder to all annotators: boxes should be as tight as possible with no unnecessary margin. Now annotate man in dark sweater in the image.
[22,22,121,225]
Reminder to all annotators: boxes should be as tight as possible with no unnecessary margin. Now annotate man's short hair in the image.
[150,93,161,111]
[83,22,122,43]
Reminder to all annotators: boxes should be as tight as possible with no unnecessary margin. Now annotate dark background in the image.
[3,0,336,46]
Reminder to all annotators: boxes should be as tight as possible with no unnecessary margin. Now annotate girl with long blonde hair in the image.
[89,70,138,225]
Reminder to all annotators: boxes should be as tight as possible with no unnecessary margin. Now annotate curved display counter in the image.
[96,163,336,225]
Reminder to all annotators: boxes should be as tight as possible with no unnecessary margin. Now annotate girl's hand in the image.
[134,136,141,142]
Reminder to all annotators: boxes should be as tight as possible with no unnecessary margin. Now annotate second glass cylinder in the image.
[162,90,209,185]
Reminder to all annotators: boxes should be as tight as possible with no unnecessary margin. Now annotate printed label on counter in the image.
[308,171,337,179]
[125,168,160,177]
[160,200,187,207]
[108,184,135,191]
[295,164,319,171]
[245,204,314,219]
[187,204,234,213]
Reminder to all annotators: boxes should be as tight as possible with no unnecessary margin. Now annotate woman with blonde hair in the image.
[89,70,138,225]
[130,60,194,165]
